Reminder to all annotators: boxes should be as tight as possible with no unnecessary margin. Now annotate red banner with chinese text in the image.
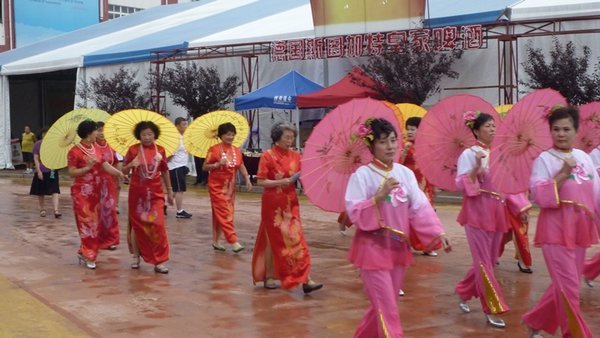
[270,25,484,62]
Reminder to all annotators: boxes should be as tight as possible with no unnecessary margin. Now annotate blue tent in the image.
[234,71,324,111]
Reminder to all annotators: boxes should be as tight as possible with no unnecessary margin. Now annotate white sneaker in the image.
[86,261,96,269]
[398,289,405,296]
[458,297,470,313]
[485,314,505,328]
[528,327,543,338]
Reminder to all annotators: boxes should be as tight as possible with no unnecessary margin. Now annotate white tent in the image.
[508,0,600,20]
[0,0,315,168]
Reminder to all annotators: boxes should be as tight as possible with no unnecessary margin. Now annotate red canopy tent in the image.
[296,68,383,108]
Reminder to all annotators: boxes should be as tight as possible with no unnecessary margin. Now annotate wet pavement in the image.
[0,173,599,337]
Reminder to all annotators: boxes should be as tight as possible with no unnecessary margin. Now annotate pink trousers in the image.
[455,225,509,314]
[355,266,406,338]
[582,251,600,281]
[522,244,593,337]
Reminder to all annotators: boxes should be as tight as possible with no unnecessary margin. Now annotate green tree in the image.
[521,39,600,105]
[357,47,463,105]
[77,67,150,113]
[159,63,239,119]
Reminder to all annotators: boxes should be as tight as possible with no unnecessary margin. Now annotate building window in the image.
[108,4,142,19]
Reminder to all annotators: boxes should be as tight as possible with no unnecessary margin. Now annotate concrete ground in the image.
[0,172,599,337]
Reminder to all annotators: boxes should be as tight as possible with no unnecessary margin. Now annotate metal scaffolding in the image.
[149,15,600,113]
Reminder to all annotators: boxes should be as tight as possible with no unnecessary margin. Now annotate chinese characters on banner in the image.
[271,25,484,62]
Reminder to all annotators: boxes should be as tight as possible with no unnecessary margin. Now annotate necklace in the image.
[220,144,237,168]
[138,143,160,179]
[95,141,114,165]
[76,142,96,157]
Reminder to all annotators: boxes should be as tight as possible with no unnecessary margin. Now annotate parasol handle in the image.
[381,225,407,240]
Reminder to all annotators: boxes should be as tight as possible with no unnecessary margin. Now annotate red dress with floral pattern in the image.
[251,146,311,289]
[125,143,170,265]
[206,143,243,244]
[96,140,120,249]
[68,143,103,261]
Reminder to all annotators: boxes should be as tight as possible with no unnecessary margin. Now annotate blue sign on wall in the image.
[15,0,100,48]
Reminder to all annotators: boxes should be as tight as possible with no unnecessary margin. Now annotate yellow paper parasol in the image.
[104,109,180,157]
[495,104,513,118]
[383,101,404,136]
[40,108,110,169]
[183,110,249,158]
[395,103,427,132]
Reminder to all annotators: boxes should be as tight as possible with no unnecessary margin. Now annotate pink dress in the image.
[454,144,529,315]
[345,162,446,338]
[582,147,600,281]
[522,149,599,337]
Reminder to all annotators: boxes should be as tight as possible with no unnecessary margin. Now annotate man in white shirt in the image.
[168,117,192,219]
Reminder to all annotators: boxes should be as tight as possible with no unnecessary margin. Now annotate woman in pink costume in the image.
[523,106,599,338]
[581,145,600,287]
[345,118,451,337]
[454,111,530,329]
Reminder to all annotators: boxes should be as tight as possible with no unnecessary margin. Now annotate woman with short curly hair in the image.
[122,120,174,274]
[67,120,123,270]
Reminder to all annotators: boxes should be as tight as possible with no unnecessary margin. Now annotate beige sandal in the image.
[263,277,278,289]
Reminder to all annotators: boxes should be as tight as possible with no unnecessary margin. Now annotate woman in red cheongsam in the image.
[122,121,174,274]
[95,121,120,251]
[203,122,252,253]
[251,122,322,294]
[68,120,123,270]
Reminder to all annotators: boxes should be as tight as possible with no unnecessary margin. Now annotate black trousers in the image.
[193,156,207,184]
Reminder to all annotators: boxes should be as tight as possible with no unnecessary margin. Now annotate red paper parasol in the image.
[575,102,600,153]
[489,88,567,194]
[300,98,401,212]
[414,94,499,192]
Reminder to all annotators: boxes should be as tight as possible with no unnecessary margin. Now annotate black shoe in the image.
[517,262,533,274]
[176,210,192,219]
[302,282,323,294]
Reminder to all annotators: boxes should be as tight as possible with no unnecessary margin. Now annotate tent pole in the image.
[295,108,300,150]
